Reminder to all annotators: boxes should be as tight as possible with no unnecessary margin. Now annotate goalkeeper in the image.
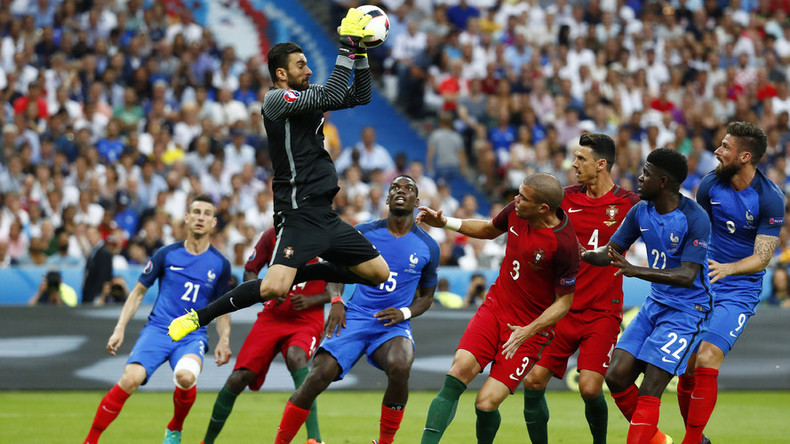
[168,9,391,341]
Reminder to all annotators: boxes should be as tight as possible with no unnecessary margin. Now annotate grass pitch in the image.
[1,390,788,443]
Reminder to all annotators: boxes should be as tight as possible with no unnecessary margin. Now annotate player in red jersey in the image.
[200,227,340,444]
[520,134,676,444]
[417,173,580,443]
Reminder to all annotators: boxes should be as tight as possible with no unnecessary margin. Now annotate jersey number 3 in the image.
[181,282,201,303]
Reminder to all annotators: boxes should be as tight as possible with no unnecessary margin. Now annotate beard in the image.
[714,163,740,182]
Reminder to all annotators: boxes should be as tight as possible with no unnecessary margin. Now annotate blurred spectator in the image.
[28,270,77,307]
[81,227,114,305]
[426,111,467,184]
[15,236,48,266]
[434,277,465,308]
[463,272,487,307]
[335,126,395,178]
[95,276,130,306]
[46,229,84,267]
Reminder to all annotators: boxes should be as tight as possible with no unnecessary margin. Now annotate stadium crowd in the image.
[0,0,789,306]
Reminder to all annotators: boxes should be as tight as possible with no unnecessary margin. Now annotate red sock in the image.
[611,384,640,422]
[677,374,695,426]
[378,404,405,444]
[275,400,311,444]
[167,385,197,431]
[84,384,132,444]
[683,367,718,444]
[627,395,661,444]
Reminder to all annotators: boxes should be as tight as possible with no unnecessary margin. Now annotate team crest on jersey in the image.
[744,210,756,229]
[668,232,680,253]
[528,248,545,270]
[284,246,294,259]
[207,269,216,282]
[284,90,300,103]
[604,205,620,227]
[248,250,257,262]
[143,260,153,274]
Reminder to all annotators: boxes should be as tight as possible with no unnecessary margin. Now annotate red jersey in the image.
[486,201,580,327]
[245,228,326,320]
[562,184,640,312]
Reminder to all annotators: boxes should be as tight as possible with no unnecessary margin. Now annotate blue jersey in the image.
[138,242,232,332]
[696,169,785,297]
[611,197,713,317]
[347,219,440,319]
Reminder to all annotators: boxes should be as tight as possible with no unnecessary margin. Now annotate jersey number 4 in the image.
[181,282,201,303]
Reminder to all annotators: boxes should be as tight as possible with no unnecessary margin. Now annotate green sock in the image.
[523,388,549,444]
[475,407,501,444]
[203,386,240,444]
[292,367,321,442]
[584,392,608,444]
[421,374,467,444]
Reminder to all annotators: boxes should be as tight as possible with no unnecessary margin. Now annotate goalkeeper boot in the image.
[162,429,182,444]
[168,309,199,341]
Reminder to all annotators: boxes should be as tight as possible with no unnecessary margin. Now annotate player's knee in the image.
[118,364,145,392]
[523,376,546,391]
[226,369,255,393]
[578,383,602,401]
[385,361,411,381]
[173,358,201,389]
[475,397,500,412]
[604,372,626,393]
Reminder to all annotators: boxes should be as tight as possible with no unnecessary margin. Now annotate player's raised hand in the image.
[374,307,404,327]
[608,246,636,277]
[324,301,346,338]
[337,8,373,55]
[502,323,531,359]
[708,259,732,283]
[107,330,123,356]
[416,206,446,228]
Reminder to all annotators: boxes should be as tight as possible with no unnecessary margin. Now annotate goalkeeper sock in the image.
[523,388,549,444]
[294,262,377,286]
[421,374,467,444]
[584,392,608,444]
[291,367,321,442]
[475,407,501,444]
[196,279,262,326]
[203,386,240,444]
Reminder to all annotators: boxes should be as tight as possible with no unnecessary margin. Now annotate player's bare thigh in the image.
[448,349,483,385]
[371,336,414,376]
[118,363,147,393]
[476,377,511,411]
[258,264,298,300]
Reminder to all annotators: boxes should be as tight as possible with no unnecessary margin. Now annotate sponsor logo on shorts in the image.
[661,356,676,363]
[284,90,300,103]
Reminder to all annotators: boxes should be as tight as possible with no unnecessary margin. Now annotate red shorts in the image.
[536,309,621,378]
[234,311,324,391]
[457,302,551,393]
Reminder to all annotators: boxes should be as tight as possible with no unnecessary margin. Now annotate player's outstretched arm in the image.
[502,291,574,359]
[581,240,625,267]
[107,282,148,356]
[610,249,701,287]
[709,234,780,283]
[214,313,232,366]
[416,206,504,239]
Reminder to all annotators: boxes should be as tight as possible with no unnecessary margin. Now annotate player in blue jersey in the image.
[274,176,440,444]
[581,148,713,444]
[83,195,233,444]
[677,122,785,444]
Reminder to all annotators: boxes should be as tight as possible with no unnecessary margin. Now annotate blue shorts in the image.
[318,312,414,380]
[127,324,207,385]
[698,291,758,355]
[617,298,707,376]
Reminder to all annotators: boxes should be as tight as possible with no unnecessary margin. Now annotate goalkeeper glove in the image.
[337,8,374,58]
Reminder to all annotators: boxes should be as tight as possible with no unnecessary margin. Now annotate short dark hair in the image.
[646,148,688,185]
[523,172,563,211]
[189,194,215,209]
[579,133,616,171]
[726,121,767,166]
[391,174,419,197]
[267,42,303,80]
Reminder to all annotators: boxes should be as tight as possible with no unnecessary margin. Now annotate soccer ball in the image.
[356,5,389,48]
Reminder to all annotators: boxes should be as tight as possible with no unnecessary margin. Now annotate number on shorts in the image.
[181,282,200,303]
[729,313,748,337]
[660,332,688,361]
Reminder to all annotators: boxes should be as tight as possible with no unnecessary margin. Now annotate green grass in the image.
[1,390,788,443]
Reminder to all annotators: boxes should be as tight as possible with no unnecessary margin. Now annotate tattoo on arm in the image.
[754,234,780,268]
